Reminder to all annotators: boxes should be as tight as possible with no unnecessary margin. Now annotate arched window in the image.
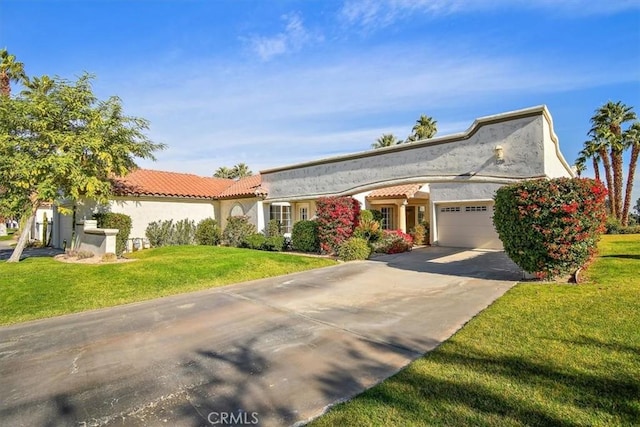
[230,203,244,217]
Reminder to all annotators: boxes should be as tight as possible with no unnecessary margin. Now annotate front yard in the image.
[0,246,336,325]
[311,234,640,426]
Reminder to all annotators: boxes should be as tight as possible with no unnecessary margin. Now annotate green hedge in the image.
[291,220,320,253]
[195,218,221,245]
[94,212,131,256]
[223,216,256,247]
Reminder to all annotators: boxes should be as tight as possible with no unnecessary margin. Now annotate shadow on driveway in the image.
[370,246,524,281]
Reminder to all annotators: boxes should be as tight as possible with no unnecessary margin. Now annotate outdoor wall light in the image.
[494,145,504,162]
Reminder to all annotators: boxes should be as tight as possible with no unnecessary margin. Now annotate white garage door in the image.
[436,202,503,250]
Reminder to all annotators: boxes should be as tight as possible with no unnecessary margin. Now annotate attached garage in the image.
[436,201,503,250]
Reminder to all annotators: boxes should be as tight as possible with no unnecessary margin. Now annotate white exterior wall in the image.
[219,198,260,231]
[52,197,219,248]
[542,114,575,178]
[107,197,218,240]
[31,206,54,242]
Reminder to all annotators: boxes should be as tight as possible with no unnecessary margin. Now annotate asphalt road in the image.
[0,247,521,426]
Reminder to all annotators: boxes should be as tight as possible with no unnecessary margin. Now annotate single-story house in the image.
[52,105,574,251]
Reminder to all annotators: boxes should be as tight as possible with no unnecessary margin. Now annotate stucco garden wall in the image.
[52,197,219,248]
[261,106,573,201]
[106,197,218,240]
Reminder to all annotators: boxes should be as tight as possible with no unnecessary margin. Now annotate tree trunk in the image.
[599,148,615,217]
[622,143,639,226]
[6,205,38,263]
[611,149,624,221]
[592,157,601,182]
[0,221,6,237]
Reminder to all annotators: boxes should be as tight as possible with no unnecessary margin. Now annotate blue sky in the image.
[2,0,640,202]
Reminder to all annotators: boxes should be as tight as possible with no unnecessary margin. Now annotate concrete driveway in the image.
[0,247,521,426]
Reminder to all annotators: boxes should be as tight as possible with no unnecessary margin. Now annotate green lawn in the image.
[0,246,336,325]
[311,234,640,426]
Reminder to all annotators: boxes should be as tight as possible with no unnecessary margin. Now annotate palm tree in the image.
[411,115,437,141]
[576,140,602,182]
[621,122,640,226]
[372,133,399,149]
[231,162,252,179]
[214,166,234,179]
[21,75,54,96]
[0,48,27,97]
[574,155,587,177]
[589,101,637,220]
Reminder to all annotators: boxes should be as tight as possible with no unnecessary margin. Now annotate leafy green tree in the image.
[0,72,165,262]
[0,49,28,236]
[0,48,27,97]
[372,133,400,149]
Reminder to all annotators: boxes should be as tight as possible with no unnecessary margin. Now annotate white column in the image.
[256,200,266,232]
[399,200,407,233]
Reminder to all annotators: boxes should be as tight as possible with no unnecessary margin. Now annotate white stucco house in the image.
[52,105,574,251]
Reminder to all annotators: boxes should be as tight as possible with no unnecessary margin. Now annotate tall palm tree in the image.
[576,140,602,182]
[589,101,637,220]
[21,75,54,96]
[232,162,253,179]
[372,133,399,149]
[0,48,27,97]
[622,122,640,226]
[214,166,234,179]
[411,115,437,140]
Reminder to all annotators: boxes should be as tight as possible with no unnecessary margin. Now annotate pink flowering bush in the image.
[493,178,607,280]
[372,230,413,254]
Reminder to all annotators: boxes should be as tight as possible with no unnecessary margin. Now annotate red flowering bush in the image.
[372,230,413,254]
[316,196,361,254]
[493,178,607,280]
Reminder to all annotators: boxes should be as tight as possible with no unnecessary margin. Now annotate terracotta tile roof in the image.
[367,184,422,199]
[218,174,266,199]
[112,169,234,199]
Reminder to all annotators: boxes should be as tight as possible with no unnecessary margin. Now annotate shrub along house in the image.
[52,105,574,251]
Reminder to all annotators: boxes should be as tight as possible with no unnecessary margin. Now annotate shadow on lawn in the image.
[601,254,640,260]
[314,341,640,426]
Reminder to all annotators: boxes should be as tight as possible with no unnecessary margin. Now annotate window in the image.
[299,207,308,221]
[440,206,460,213]
[465,206,487,212]
[418,206,427,224]
[380,207,394,230]
[270,205,292,233]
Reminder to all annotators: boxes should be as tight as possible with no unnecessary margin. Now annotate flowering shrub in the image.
[316,196,361,254]
[372,230,413,254]
[493,178,607,280]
